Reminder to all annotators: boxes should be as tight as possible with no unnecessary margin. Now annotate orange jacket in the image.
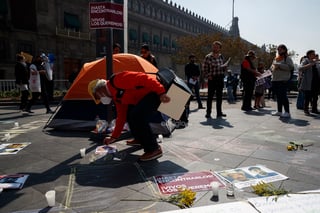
[107,71,166,138]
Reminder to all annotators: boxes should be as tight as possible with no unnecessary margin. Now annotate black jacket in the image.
[15,62,29,84]
[185,63,200,80]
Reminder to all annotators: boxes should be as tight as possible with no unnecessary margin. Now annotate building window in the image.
[113,0,123,3]
[129,29,137,41]
[146,5,151,16]
[153,35,160,45]
[172,40,177,49]
[10,0,37,31]
[163,37,169,47]
[142,32,149,43]
[37,1,48,13]
[0,0,8,15]
[0,39,7,61]
[133,0,139,12]
[64,12,80,31]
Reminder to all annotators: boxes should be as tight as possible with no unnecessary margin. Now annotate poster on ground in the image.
[0,142,31,155]
[215,165,288,189]
[0,174,29,189]
[153,171,225,195]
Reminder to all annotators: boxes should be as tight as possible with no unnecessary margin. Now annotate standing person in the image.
[271,44,294,118]
[240,50,261,111]
[41,53,54,101]
[140,44,157,67]
[226,70,235,104]
[185,54,204,109]
[202,41,227,118]
[25,55,53,114]
[254,62,265,109]
[299,50,320,115]
[88,71,171,161]
[296,56,307,110]
[14,54,30,111]
[233,74,239,101]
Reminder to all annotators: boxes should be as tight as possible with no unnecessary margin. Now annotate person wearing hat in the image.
[88,71,171,161]
[140,44,158,67]
[240,50,261,111]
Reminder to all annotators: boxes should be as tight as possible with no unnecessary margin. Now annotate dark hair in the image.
[16,54,24,61]
[141,44,149,51]
[113,43,121,50]
[306,50,315,57]
[189,54,195,59]
[246,50,256,58]
[278,44,288,52]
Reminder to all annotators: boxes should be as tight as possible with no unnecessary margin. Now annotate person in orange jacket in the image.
[88,71,170,161]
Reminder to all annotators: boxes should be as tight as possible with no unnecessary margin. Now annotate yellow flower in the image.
[164,188,196,209]
[251,181,289,200]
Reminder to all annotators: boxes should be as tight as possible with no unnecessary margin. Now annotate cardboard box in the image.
[158,82,191,120]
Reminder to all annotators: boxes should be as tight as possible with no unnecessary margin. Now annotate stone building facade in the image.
[0,0,236,89]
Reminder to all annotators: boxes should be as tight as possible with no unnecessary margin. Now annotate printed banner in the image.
[89,2,124,29]
[153,171,225,195]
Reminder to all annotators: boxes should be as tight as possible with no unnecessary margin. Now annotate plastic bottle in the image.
[226,182,235,197]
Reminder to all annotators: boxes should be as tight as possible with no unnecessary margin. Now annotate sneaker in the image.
[205,114,212,119]
[139,146,163,161]
[216,113,227,118]
[126,139,141,146]
[272,111,282,116]
[46,110,54,114]
[198,106,205,109]
[241,107,254,111]
[280,112,291,118]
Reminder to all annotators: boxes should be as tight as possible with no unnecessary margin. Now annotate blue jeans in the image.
[188,81,202,107]
[227,86,234,103]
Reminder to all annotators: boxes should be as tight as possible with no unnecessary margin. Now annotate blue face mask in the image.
[100,96,112,105]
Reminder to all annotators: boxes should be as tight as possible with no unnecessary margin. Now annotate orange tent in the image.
[45,53,158,130]
[64,53,158,100]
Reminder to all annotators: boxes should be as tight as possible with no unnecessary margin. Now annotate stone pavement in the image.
[0,97,320,213]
